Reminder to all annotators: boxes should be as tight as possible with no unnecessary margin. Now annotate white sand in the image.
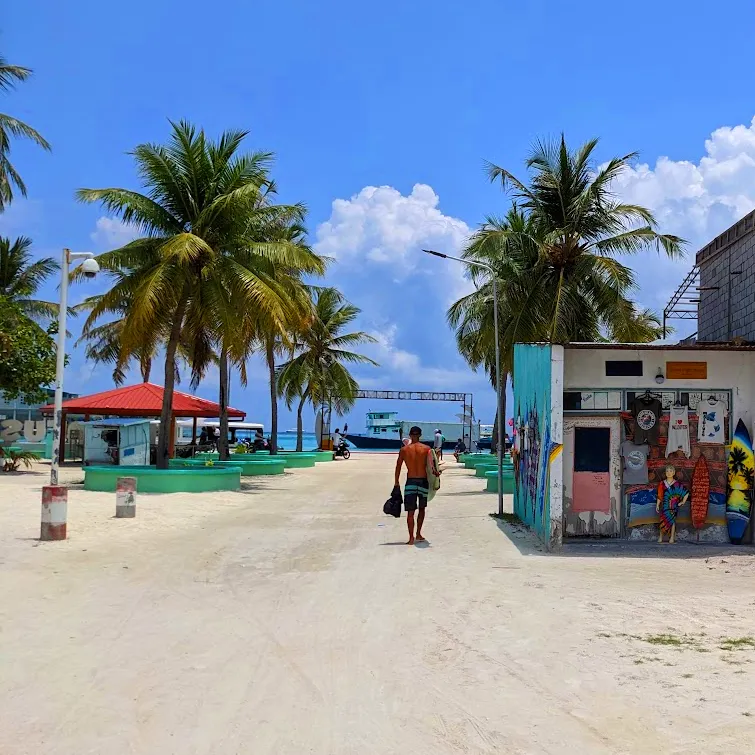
[1,455,755,754]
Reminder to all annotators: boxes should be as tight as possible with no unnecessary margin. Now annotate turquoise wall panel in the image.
[513,344,552,541]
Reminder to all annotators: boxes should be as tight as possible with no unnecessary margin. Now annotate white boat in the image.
[345,412,479,449]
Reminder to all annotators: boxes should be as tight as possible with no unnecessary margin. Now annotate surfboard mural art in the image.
[691,454,710,531]
[726,419,754,545]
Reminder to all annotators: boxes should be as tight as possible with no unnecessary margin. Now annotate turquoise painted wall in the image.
[513,344,553,542]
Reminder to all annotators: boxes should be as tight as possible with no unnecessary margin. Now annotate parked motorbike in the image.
[237,437,270,453]
[333,439,351,460]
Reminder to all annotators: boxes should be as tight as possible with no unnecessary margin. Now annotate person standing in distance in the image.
[433,428,445,460]
[395,426,431,544]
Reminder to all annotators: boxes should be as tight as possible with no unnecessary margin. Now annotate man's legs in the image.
[416,507,426,541]
[406,510,415,545]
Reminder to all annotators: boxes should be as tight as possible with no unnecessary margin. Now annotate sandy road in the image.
[1,454,755,754]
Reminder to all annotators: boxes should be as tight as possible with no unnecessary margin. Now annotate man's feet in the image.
[416,534,426,542]
[406,538,415,545]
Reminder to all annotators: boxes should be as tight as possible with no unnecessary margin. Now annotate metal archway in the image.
[318,389,475,449]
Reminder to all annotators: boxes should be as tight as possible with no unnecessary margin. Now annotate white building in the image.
[512,342,754,550]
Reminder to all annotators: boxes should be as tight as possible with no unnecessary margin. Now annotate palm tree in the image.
[277,287,378,452]
[75,121,323,468]
[0,55,51,208]
[482,136,684,344]
[240,221,323,457]
[73,297,171,385]
[608,305,669,343]
[449,137,685,428]
[0,235,58,322]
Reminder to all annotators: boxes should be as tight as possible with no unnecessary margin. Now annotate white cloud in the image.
[74,360,100,386]
[0,199,43,237]
[364,322,485,390]
[598,116,755,319]
[370,324,421,371]
[314,183,471,276]
[610,116,755,254]
[90,217,138,249]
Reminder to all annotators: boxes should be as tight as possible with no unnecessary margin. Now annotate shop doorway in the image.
[563,416,622,537]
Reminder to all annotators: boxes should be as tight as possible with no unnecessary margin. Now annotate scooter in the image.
[333,439,351,460]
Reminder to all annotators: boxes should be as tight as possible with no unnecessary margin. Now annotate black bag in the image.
[383,485,402,518]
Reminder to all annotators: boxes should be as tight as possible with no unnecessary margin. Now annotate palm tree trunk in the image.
[266,338,278,455]
[156,294,188,469]
[490,372,509,454]
[295,387,310,452]
[218,344,230,461]
[140,355,152,383]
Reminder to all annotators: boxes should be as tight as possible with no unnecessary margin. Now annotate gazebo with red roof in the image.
[41,383,246,462]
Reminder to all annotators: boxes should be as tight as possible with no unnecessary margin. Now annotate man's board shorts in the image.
[404,477,429,511]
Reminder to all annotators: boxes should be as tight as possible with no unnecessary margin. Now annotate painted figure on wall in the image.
[655,464,689,544]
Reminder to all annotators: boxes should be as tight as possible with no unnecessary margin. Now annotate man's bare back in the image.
[397,441,430,480]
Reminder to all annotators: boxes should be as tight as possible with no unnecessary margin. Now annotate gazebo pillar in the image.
[191,417,198,445]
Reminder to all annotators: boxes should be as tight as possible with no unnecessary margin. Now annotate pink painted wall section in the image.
[571,471,610,513]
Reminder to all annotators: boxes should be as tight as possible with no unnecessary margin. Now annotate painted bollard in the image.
[116,477,137,518]
[41,485,67,541]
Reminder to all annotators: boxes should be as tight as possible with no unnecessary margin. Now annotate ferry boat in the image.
[477,423,493,450]
[345,411,480,450]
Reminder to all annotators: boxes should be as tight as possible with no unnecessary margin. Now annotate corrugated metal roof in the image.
[79,418,152,427]
[40,382,246,418]
[564,342,755,351]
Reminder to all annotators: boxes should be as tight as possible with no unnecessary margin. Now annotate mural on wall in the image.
[513,344,552,540]
[624,412,728,531]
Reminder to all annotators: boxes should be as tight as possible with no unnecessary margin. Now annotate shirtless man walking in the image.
[394,425,431,544]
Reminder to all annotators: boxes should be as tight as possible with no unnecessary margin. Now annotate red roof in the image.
[40,382,246,419]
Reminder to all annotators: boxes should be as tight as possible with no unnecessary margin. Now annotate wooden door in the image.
[563,417,621,537]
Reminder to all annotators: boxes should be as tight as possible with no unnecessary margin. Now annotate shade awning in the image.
[40,382,245,419]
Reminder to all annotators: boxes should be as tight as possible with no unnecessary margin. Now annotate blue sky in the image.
[4,0,755,433]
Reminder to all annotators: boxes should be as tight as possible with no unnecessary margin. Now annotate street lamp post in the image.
[50,248,99,485]
[422,249,504,516]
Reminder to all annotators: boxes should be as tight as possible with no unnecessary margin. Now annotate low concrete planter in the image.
[251,450,334,463]
[198,451,328,465]
[475,464,498,477]
[485,469,515,494]
[170,458,285,476]
[464,456,496,469]
[280,454,317,468]
[84,465,241,493]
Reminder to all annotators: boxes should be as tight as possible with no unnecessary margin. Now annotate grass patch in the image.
[743,712,752,717]
[720,637,755,651]
[681,673,694,679]
[634,659,644,665]
[643,634,686,647]
[489,513,522,524]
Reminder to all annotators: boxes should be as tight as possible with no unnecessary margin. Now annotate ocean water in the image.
[276,432,396,453]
